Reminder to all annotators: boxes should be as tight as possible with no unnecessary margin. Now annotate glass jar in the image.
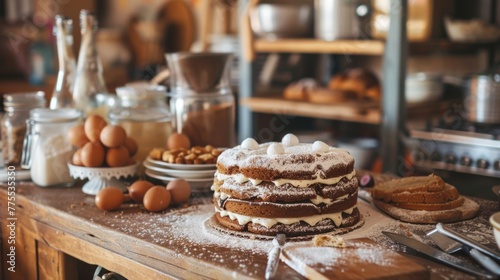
[21,108,81,187]
[1,92,46,168]
[109,84,173,165]
[170,93,235,148]
[166,52,235,148]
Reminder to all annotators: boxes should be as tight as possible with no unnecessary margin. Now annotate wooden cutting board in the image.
[281,238,429,280]
[373,196,480,224]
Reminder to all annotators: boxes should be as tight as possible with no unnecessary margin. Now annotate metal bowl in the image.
[250,3,313,39]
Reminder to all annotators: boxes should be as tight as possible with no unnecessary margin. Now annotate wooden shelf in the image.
[253,38,499,56]
[241,96,459,124]
[241,97,381,124]
[254,39,385,55]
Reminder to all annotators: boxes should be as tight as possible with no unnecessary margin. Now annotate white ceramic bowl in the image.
[337,138,379,170]
[489,212,500,250]
[405,73,443,104]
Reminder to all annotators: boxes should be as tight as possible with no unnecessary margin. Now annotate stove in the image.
[410,123,500,179]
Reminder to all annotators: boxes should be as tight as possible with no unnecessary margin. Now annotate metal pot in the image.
[315,0,371,40]
[464,73,500,124]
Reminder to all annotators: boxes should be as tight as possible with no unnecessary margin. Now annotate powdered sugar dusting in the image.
[217,142,353,173]
[287,242,396,270]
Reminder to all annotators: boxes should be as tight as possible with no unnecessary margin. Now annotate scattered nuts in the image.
[149,146,223,165]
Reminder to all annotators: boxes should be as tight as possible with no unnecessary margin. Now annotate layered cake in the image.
[211,134,361,237]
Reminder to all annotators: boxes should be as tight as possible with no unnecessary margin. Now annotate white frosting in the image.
[312,141,329,153]
[272,170,356,188]
[217,143,353,175]
[216,170,356,189]
[216,206,356,228]
[241,138,259,150]
[281,133,299,146]
[267,143,285,155]
[214,191,351,206]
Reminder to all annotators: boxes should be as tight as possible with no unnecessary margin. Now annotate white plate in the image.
[145,157,216,170]
[143,160,215,179]
[145,170,214,192]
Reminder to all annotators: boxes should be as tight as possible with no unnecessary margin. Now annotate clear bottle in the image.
[72,10,107,115]
[1,92,46,168]
[50,15,77,109]
[109,84,173,166]
[20,108,81,187]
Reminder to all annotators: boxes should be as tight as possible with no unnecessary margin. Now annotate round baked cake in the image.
[211,134,361,237]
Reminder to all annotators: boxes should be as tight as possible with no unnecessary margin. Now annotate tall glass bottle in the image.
[50,15,76,109]
[72,10,107,115]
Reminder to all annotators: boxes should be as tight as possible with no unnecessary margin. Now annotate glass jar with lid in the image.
[1,92,46,168]
[109,84,173,165]
[166,52,235,148]
[21,108,81,187]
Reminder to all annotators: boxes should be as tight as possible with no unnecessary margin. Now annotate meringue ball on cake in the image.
[241,138,259,150]
[267,143,285,155]
[282,133,299,146]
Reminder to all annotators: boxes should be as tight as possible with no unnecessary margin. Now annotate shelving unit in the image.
[237,0,408,175]
[237,0,497,175]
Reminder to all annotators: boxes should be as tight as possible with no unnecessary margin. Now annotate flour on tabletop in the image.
[89,195,497,278]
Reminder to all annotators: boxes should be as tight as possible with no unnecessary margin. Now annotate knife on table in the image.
[382,231,495,279]
[436,223,500,261]
[265,233,286,280]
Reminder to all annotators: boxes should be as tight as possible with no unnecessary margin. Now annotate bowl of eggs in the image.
[67,115,139,195]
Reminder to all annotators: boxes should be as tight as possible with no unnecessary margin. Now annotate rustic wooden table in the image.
[0,179,497,280]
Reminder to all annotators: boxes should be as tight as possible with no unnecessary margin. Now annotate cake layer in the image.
[214,208,361,237]
[217,142,354,181]
[216,191,357,218]
[214,177,358,203]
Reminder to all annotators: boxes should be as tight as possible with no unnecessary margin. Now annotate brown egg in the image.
[67,124,89,147]
[100,125,127,148]
[143,186,171,212]
[72,148,83,166]
[124,137,138,157]
[128,180,154,203]
[95,186,124,211]
[106,146,130,167]
[84,115,107,142]
[166,179,191,204]
[81,142,105,167]
[167,133,191,150]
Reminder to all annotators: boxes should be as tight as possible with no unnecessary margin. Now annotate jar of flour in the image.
[21,108,81,187]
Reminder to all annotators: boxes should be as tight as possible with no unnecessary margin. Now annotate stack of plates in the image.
[143,157,216,192]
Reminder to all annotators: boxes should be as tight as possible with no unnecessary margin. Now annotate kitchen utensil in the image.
[250,2,313,39]
[435,223,500,261]
[427,228,500,275]
[382,231,494,279]
[167,52,235,148]
[426,228,462,253]
[265,233,285,280]
[464,73,500,124]
[280,238,429,279]
[315,0,370,40]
